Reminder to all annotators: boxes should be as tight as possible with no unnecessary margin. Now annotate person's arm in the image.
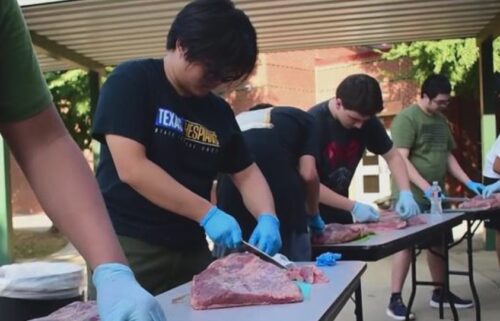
[298,155,320,216]
[0,106,126,269]
[447,153,484,195]
[105,134,212,222]
[230,163,276,218]
[447,153,471,184]
[493,156,500,175]
[397,148,431,192]
[231,163,281,255]
[319,183,355,211]
[382,146,411,191]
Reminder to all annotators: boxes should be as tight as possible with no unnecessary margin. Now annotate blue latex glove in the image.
[200,206,242,249]
[93,263,166,321]
[249,214,282,255]
[395,190,420,220]
[482,180,500,198]
[316,252,342,266]
[465,180,485,196]
[307,213,326,234]
[424,185,445,200]
[351,202,379,223]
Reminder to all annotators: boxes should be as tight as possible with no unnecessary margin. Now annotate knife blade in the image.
[442,197,470,203]
[240,241,288,269]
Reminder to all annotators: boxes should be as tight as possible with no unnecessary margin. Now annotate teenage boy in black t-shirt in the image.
[217,105,324,261]
[308,74,420,225]
[91,0,281,296]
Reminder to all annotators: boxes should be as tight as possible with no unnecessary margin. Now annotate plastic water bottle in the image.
[429,181,443,214]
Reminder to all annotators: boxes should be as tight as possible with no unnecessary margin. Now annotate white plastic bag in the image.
[0,262,83,299]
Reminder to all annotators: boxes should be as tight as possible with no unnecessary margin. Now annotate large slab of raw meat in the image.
[29,301,99,321]
[353,211,426,233]
[191,253,303,310]
[459,194,500,210]
[312,211,426,245]
[311,223,368,244]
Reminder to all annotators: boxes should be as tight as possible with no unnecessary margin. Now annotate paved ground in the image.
[12,214,500,320]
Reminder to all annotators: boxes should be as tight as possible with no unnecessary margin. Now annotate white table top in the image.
[155,261,366,321]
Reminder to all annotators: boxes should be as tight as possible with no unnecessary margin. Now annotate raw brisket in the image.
[459,194,500,210]
[191,253,302,310]
[311,223,368,244]
[312,211,426,245]
[29,301,99,321]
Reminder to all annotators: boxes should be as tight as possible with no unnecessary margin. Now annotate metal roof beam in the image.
[30,30,105,71]
[477,11,500,41]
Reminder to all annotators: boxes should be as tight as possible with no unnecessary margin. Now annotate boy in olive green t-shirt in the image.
[386,75,482,320]
[391,103,456,206]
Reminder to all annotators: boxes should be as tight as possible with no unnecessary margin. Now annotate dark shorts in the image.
[88,235,214,298]
[483,177,500,231]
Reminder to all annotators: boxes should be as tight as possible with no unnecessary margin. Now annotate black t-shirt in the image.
[92,59,253,249]
[308,101,393,222]
[217,107,319,237]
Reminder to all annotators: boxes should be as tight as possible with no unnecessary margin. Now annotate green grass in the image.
[13,228,68,260]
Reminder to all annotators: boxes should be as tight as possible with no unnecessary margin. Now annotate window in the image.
[363,175,380,193]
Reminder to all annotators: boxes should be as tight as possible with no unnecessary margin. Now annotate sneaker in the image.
[429,289,473,309]
[386,297,416,320]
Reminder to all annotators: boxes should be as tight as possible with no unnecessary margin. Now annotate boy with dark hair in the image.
[308,74,420,226]
[388,74,481,320]
[91,0,281,296]
[217,105,323,261]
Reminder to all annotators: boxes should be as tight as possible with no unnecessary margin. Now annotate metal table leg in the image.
[444,230,459,321]
[466,219,481,321]
[354,282,363,321]
[405,246,417,321]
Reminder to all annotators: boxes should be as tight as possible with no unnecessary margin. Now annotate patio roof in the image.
[20,0,500,72]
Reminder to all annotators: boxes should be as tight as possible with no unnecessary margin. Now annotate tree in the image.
[45,69,92,150]
[381,38,500,195]
[381,38,500,98]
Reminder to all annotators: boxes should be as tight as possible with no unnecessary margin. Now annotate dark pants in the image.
[88,235,213,298]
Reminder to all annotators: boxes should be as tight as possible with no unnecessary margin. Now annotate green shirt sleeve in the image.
[390,112,416,149]
[0,0,52,123]
[447,122,456,151]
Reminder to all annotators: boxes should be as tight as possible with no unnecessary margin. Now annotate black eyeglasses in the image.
[431,99,450,106]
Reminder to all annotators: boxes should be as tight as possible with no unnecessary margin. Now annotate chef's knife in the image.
[240,240,288,269]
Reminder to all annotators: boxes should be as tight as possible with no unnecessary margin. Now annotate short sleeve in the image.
[92,62,149,146]
[217,109,254,174]
[298,113,320,159]
[0,0,52,122]
[447,123,456,151]
[364,117,393,155]
[494,136,500,157]
[391,113,416,150]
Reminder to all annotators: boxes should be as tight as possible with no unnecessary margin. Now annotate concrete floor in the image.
[336,249,500,321]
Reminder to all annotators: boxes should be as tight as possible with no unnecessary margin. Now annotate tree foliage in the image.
[381,38,500,98]
[45,69,92,150]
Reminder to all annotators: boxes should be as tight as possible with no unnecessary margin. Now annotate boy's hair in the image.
[421,74,452,99]
[336,74,383,116]
[167,0,257,83]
